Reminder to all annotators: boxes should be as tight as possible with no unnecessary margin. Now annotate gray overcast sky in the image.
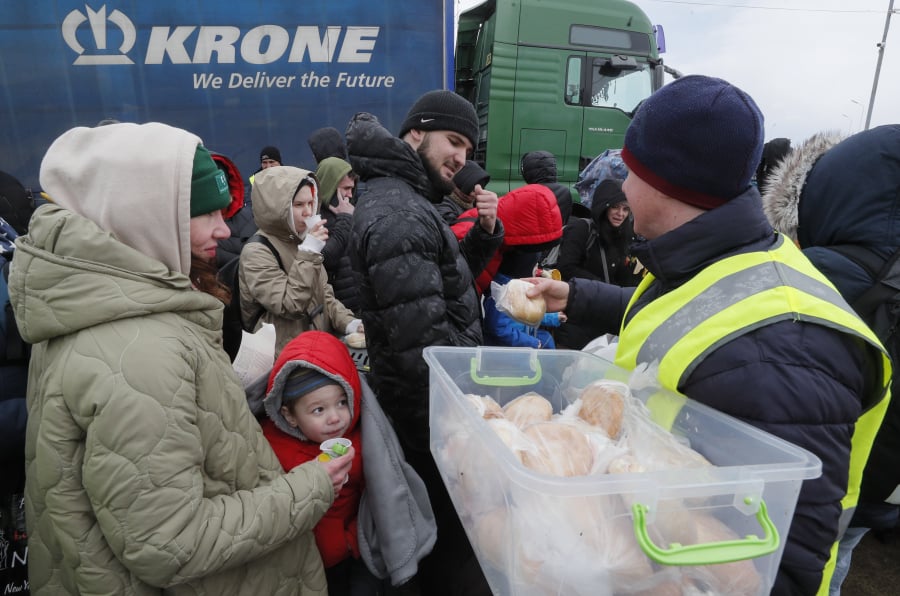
[456,0,899,144]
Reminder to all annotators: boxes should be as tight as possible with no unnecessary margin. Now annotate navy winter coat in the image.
[567,190,878,595]
[763,124,900,529]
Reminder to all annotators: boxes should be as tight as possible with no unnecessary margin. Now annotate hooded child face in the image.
[280,382,351,444]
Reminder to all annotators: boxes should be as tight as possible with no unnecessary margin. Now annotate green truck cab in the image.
[456,0,667,193]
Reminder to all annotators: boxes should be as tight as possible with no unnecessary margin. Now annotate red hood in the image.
[264,331,362,440]
[211,152,245,219]
[452,184,562,292]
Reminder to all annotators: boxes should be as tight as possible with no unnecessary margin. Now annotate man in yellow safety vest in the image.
[528,75,890,595]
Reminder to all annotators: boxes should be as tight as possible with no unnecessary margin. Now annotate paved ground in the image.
[842,526,900,595]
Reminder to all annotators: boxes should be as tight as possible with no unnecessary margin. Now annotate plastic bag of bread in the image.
[620,397,712,472]
[512,492,655,595]
[554,406,630,475]
[451,420,530,515]
[681,513,763,595]
[463,393,505,419]
[491,278,546,326]
[520,420,594,477]
[502,391,553,427]
[576,380,628,439]
[485,418,535,463]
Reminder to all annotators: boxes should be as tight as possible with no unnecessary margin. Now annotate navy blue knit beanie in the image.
[621,75,764,209]
[282,368,340,403]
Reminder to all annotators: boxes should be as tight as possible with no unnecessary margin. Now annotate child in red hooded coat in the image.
[261,330,380,595]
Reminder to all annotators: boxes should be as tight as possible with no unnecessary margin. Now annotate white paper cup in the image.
[320,437,352,458]
[304,214,322,229]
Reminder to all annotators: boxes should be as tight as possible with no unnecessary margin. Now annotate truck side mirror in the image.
[654,25,667,54]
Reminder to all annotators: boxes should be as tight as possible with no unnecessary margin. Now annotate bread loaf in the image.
[502,391,553,428]
[520,421,593,477]
[503,278,546,326]
[464,394,505,419]
[578,381,626,438]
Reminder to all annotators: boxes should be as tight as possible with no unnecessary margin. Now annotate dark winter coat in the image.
[566,189,882,595]
[451,185,563,348]
[308,127,348,164]
[557,180,641,287]
[346,112,503,443]
[451,183,561,294]
[315,157,361,315]
[520,150,575,224]
[1,222,27,497]
[1,172,34,498]
[435,191,473,225]
[763,124,900,529]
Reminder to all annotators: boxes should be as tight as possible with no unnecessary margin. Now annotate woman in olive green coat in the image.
[8,122,355,595]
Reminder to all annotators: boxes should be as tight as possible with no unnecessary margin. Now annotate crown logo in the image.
[62,5,136,65]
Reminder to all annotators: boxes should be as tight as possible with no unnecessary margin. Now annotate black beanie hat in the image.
[260,145,282,164]
[621,75,764,210]
[592,179,627,209]
[399,90,478,147]
[453,160,491,195]
[190,146,231,217]
[0,170,34,235]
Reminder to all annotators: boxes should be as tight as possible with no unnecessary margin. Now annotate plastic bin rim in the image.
[423,345,823,492]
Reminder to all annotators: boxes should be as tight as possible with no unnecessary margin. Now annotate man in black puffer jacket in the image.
[347,90,503,596]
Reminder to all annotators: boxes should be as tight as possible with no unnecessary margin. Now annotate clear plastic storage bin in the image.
[423,346,822,596]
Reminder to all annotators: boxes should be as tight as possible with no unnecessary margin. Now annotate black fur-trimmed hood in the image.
[762,125,900,252]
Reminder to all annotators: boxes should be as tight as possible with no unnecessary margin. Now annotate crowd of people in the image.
[1,75,899,596]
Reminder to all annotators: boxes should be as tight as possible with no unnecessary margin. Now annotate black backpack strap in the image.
[239,234,287,332]
[830,245,889,280]
[831,245,900,311]
[247,234,285,273]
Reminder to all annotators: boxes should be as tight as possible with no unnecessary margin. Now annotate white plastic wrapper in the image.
[491,278,546,326]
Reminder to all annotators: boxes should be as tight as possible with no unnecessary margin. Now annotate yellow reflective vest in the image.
[614,234,891,593]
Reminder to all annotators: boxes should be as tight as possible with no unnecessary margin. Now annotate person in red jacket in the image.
[261,331,380,596]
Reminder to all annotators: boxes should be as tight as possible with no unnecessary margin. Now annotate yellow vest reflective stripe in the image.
[616,235,888,398]
[614,235,890,538]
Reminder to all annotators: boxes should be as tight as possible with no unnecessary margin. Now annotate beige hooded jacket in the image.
[9,123,331,595]
[239,166,355,356]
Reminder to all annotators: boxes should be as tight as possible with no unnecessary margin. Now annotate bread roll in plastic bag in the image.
[520,421,594,477]
[502,391,553,427]
[492,278,546,326]
[464,393,504,419]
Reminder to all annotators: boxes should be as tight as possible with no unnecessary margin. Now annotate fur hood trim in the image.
[761,130,844,242]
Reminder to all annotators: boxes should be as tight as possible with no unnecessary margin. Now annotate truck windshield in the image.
[589,64,652,114]
[565,56,654,114]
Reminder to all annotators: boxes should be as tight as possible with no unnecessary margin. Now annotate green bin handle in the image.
[632,498,779,566]
[469,355,542,387]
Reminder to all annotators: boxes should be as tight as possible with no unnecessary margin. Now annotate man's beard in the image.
[417,136,455,196]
